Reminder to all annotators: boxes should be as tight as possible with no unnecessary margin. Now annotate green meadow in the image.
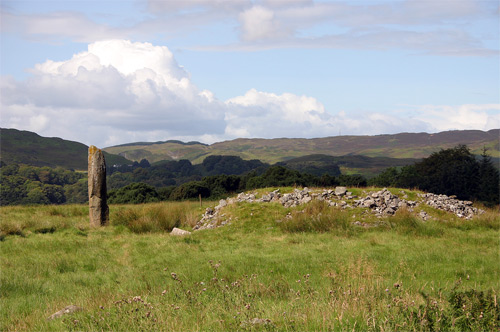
[1,188,499,331]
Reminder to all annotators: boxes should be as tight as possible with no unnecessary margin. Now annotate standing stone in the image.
[88,146,109,226]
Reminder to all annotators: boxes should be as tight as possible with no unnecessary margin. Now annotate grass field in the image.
[1,188,499,331]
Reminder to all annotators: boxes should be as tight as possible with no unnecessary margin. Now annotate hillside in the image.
[104,129,500,164]
[278,154,420,177]
[0,128,131,170]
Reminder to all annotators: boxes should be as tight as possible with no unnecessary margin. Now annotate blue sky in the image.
[1,0,499,147]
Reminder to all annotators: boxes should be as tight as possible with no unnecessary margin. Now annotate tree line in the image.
[368,145,499,206]
[0,163,86,205]
[107,166,366,204]
[1,145,498,206]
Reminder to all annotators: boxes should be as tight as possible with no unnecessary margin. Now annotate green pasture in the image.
[1,189,499,331]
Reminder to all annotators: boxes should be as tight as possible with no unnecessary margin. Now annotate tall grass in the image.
[112,202,199,233]
[1,194,499,331]
[386,208,444,237]
[279,200,352,234]
[0,204,88,239]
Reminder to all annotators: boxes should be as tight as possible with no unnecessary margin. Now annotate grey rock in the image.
[363,199,376,208]
[48,305,82,320]
[171,227,191,236]
[335,186,347,196]
[88,146,108,227]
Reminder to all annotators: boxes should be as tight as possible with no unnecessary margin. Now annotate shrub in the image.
[449,288,500,331]
[108,183,160,204]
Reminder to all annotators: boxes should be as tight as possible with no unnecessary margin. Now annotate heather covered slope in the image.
[0,128,131,170]
[104,129,499,164]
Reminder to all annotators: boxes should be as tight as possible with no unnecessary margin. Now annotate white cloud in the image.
[0,40,226,146]
[413,104,500,132]
[3,0,496,56]
[225,88,334,138]
[1,39,498,148]
[238,5,291,41]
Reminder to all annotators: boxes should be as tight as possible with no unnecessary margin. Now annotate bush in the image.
[108,183,160,204]
[449,289,500,331]
[169,182,210,200]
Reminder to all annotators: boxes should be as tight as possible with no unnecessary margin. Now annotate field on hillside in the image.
[1,188,499,331]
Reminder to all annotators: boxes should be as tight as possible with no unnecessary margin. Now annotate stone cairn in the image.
[418,193,481,220]
[88,146,109,226]
[193,187,484,231]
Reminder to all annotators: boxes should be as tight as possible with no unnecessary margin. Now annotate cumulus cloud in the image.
[0,40,226,146]
[225,88,333,137]
[413,104,500,132]
[1,39,498,147]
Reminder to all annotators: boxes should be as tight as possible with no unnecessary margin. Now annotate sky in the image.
[0,0,499,148]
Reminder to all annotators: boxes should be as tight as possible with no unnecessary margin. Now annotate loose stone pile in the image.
[418,193,483,220]
[192,187,485,231]
[354,188,418,216]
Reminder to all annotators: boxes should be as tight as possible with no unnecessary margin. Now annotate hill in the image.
[104,129,499,165]
[277,154,420,177]
[0,128,131,170]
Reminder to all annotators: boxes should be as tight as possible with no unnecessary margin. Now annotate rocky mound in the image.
[193,187,485,231]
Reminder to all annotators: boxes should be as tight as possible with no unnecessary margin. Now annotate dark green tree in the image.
[169,182,210,200]
[108,183,160,204]
[368,167,398,187]
[414,145,479,201]
[476,148,500,206]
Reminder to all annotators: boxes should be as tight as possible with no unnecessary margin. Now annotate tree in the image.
[139,159,151,168]
[414,145,479,201]
[368,167,398,187]
[108,183,160,204]
[394,165,419,189]
[169,182,210,200]
[476,148,500,206]
[338,174,367,187]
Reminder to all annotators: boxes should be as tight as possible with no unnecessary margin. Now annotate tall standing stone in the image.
[88,145,109,226]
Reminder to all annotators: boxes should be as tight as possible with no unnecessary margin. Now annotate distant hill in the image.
[104,129,499,165]
[1,128,131,170]
[278,154,420,177]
